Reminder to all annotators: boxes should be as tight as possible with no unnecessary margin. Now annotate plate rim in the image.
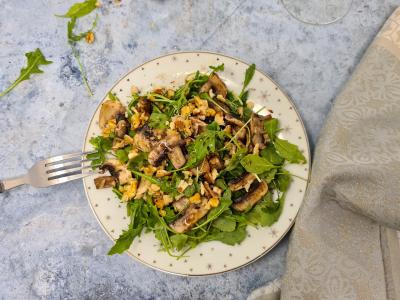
[82,50,311,277]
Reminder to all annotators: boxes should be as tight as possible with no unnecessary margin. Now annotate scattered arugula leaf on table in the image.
[0,49,52,98]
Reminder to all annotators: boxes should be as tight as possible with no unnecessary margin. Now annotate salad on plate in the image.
[89,63,306,257]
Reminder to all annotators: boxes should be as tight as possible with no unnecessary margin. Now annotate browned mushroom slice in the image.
[233,126,247,142]
[94,176,116,189]
[99,100,126,130]
[137,98,152,116]
[225,114,245,127]
[168,146,186,169]
[209,155,223,170]
[148,142,168,167]
[203,182,217,198]
[232,181,268,212]
[199,73,228,98]
[101,159,132,185]
[228,173,256,192]
[135,178,151,199]
[133,125,155,152]
[250,113,271,149]
[169,198,210,233]
[115,119,128,138]
[190,117,207,136]
[172,197,190,212]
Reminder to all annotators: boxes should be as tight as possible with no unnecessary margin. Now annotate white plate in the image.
[82,52,310,276]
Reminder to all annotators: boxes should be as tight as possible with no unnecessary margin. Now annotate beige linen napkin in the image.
[250,7,400,300]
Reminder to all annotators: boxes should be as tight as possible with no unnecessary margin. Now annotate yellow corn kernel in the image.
[209,197,220,208]
[159,209,166,217]
[131,114,141,129]
[102,119,117,137]
[167,89,174,98]
[143,165,157,175]
[85,31,95,44]
[189,193,201,204]
[155,198,164,209]
[206,108,216,117]
[121,180,138,202]
[180,105,192,117]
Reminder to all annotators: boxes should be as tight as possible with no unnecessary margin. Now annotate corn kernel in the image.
[189,193,201,204]
[167,89,174,98]
[102,119,117,137]
[143,165,157,175]
[209,197,220,208]
[131,114,141,129]
[85,31,95,44]
[206,108,216,117]
[155,198,164,209]
[121,180,138,202]
[181,105,192,117]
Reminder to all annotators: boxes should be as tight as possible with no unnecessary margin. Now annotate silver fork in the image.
[0,151,99,193]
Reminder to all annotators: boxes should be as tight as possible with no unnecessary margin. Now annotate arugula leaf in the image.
[260,144,284,165]
[276,169,291,192]
[56,0,97,18]
[184,129,225,169]
[212,215,236,232]
[273,137,306,164]
[224,147,247,172]
[183,183,198,197]
[127,152,148,171]
[206,189,232,222]
[240,154,277,174]
[163,206,177,223]
[67,14,98,43]
[170,234,188,251]
[225,91,242,115]
[115,148,129,164]
[108,200,146,255]
[88,136,113,165]
[107,91,119,101]
[260,168,277,183]
[205,226,247,245]
[245,193,285,227]
[148,112,168,129]
[0,49,52,97]
[264,118,279,139]
[240,63,255,97]
[209,63,224,72]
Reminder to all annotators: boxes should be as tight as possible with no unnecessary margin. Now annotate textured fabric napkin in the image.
[249,8,400,300]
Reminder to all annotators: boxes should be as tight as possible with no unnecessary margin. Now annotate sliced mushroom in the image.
[99,100,126,130]
[169,198,210,233]
[209,155,223,170]
[168,146,186,169]
[101,159,132,185]
[233,126,247,142]
[203,181,217,198]
[133,125,156,152]
[232,181,268,212]
[115,119,128,138]
[228,173,256,192]
[94,176,117,189]
[190,117,207,136]
[135,178,151,199]
[199,73,228,98]
[225,114,245,127]
[250,113,271,149]
[172,197,189,212]
[148,141,168,167]
[137,98,152,115]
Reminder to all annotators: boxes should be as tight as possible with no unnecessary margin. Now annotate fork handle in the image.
[0,176,28,193]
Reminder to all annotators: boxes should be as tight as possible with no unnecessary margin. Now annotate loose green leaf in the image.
[240,154,277,174]
[56,0,97,18]
[88,136,113,166]
[183,183,198,197]
[260,144,284,165]
[148,112,169,129]
[273,137,306,164]
[67,14,98,43]
[223,147,247,172]
[209,63,224,72]
[245,193,285,226]
[264,118,279,139]
[260,168,277,183]
[240,63,255,97]
[0,48,52,98]
[127,152,148,171]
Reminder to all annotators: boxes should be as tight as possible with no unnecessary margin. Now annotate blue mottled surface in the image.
[0,0,398,299]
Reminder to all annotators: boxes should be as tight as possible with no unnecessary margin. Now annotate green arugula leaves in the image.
[0,49,52,98]
[240,63,255,99]
[57,0,99,96]
[88,136,113,166]
[274,138,306,164]
[148,112,169,129]
[209,63,224,72]
[240,154,277,174]
[56,0,97,18]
